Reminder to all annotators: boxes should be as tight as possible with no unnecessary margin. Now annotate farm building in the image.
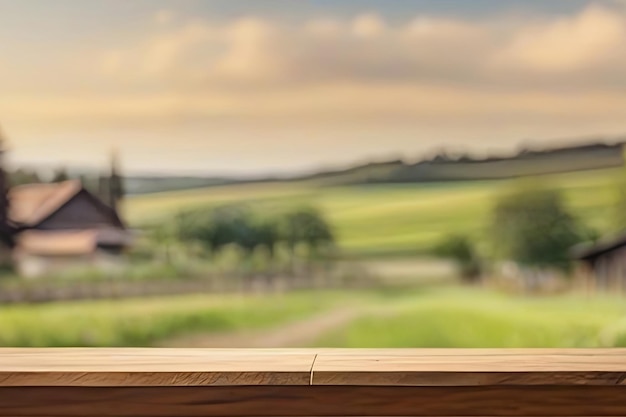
[571,233,626,292]
[0,137,133,278]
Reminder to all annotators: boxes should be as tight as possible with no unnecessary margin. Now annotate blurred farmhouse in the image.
[0,133,132,278]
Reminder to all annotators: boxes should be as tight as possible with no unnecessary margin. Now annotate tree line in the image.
[147,204,336,281]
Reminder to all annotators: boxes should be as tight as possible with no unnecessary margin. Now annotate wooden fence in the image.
[0,275,355,304]
[1,348,626,416]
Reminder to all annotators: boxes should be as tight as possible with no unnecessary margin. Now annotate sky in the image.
[1,0,626,176]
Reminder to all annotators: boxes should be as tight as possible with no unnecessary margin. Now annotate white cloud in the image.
[5,1,626,137]
[351,13,386,38]
[211,18,287,82]
[494,5,626,73]
[97,3,626,92]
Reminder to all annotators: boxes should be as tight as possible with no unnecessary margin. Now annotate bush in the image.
[434,235,482,284]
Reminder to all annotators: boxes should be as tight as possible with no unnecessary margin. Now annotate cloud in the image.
[99,13,489,92]
[351,13,386,38]
[96,3,626,93]
[493,5,626,73]
[211,18,287,82]
[154,9,175,26]
[4,1,626,138]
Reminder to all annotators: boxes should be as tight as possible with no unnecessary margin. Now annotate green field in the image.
[5,287,626,348]
[0,291,351,347]
[313,287,626,348]
[124,167,625,257]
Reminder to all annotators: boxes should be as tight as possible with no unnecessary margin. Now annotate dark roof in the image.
[9,180,82,226]
[8,180,124,229]
[570,231,626,261]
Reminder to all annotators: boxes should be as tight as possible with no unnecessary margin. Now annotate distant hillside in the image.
[119,140,626,194]
[286,141,626,186]
[123,176,239,195]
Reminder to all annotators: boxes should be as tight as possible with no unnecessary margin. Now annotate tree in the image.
[9,168,41,186]
[175,204,334,282]
[176,208,224,255]
[280,206,335,275]
[51,167,69,183]
[150,222,176,264]
[255,216,280,260]
[434,234,482,284]
[176,204,262,256]
[490,182,582,275]
[614,174,626,231]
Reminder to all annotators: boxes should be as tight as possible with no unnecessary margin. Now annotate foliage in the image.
[110,172,125,202]
[51,167,70,183]
[254,216,281,259]
[281,206,334,250]
[489,182,582,272]
[434,235,482,284]
[613,172,626,231]
[172,203,336,276]
[9,168,42,186]
[176,204,258,255]
[147,222,178,264]
[578,223,602,244]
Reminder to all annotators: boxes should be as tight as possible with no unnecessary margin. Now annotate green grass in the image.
[313,287,626,348]
[5,286,626,348]
[0,290,348,347]
[124,167,626,257]
[125,182,313,223]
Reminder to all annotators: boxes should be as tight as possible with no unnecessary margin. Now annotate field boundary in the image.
[0,276,355,305]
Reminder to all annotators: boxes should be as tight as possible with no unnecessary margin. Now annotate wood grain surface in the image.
[311,350,626,386]
[2,348,626,386]
[0,348,315,386]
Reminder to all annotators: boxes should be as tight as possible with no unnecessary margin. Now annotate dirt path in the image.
[159,305,391,348]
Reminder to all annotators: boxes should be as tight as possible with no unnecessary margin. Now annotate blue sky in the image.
[0,0,625,175]
[0,0,593,24]
[0,1,595,45]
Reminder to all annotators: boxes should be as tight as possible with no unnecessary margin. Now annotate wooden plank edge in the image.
[0,371,311,387]
[311,371,626,386]
[2,385,626,416]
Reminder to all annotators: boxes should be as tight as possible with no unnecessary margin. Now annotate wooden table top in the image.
[1,348,625,387]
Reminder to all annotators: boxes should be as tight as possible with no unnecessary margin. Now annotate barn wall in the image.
[587,246,626,293]
[15,250,126,278]
[15,254,89,278]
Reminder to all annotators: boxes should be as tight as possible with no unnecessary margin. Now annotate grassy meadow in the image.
[0,290,353,347]
[5,286,626,348]
[124,167,625,257]
[313,287,626,348]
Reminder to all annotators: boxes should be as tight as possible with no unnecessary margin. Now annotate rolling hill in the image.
[124,167,626,258]
[122,140,626,194]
